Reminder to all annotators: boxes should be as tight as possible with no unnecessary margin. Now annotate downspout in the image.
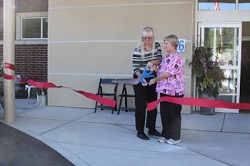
[3,0,15,123]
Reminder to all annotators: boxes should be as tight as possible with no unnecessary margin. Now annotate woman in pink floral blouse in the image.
[149,34,185,145]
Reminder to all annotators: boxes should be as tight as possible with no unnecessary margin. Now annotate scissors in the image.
[112,67,155,85]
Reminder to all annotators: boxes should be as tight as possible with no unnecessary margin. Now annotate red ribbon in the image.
[5,62,250,111]
[26,80,116,108]
[3,73,16,80]
[3,62,116,108]
[3,62,16,80]
[3,73,24,85]
[147,96,250,111]
[4,62,15,70]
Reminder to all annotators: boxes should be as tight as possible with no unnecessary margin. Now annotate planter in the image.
[36,94,47,107]
[199,94,215,115]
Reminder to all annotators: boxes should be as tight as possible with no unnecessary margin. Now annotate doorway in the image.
[240,40,250,112]
[199,22,242,113]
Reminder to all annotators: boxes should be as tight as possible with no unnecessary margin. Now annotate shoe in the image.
[166,139,181,145]
[137,132,149,140]
[148,129,162,136]
[158,137,167,143]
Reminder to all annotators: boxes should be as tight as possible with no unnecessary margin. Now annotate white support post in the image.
[3,0,16,123]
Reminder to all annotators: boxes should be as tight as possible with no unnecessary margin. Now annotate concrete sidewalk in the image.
[1,99,250,166]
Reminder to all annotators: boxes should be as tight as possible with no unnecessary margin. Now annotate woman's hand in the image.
[149,79,156,86]
[141,79,148,86]
[147,61,153,68]
[147,61,159,72]
[152,65,158,72]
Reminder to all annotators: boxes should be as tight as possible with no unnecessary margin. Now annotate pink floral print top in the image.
[156,53,185,96]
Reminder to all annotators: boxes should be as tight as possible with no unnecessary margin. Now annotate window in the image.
[21,17,48,39]
[198,0,236,11]
[198,0,250,11]
[239,0,250,10]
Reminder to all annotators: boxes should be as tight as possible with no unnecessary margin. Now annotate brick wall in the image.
[0,44,47,82]
[0,0,48,84]
[15,44,48,82]
[0,0,48,41]
[16,0,48,13]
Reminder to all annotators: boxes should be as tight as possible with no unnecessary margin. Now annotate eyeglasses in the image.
[142,36,153,40]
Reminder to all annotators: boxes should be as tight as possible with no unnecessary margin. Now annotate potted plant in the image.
[191,46,223,115]
[31,88,47,107]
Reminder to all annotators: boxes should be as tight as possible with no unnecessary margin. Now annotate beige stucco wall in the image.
[48,0,194,113]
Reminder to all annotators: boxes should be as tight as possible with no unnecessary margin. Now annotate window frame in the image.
[197,0,250,11]
[21,16,48,40]
[16,12,48,42]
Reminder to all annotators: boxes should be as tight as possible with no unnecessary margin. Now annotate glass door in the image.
[199,22,242,113]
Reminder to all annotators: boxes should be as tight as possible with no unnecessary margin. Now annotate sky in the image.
[199,2,250,10]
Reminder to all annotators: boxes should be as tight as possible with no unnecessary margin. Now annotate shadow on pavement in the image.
[0,122,74,166]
